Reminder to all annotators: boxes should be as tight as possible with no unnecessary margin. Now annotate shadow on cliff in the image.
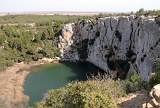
[60,61,105,82]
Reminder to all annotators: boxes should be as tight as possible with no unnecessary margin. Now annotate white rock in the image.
[150,84,160,105]
[58,16,160,81]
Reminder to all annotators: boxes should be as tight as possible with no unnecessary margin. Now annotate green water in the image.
[24,62,99,105]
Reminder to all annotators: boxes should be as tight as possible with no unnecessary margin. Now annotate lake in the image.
[24,62,100,105]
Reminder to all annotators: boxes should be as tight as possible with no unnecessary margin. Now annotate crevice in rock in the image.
[90,24,93,30]
[88,39,95,45]
[115,30,122,42]
[127,21,137,63]
[129,22,134,50]
[143,54,147,58]
[88,30,101,46]
[109,19,113,31]
[137,29,140,36]
[140,54,147,62]
[155,16,160,26]
[104,48,115,58]
[114,46,118,50]
[104,21,108,36]
[151,39,160,51]
[104,45,108,49]
[141,57,144,62]
[126,50,137,63]
[81,20,86,26]
[95,31,100,38]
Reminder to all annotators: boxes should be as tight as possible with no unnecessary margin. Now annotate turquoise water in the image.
[24,62,99,105]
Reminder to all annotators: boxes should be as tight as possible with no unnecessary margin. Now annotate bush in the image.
[149,63,160,88]
[0,24,60,70]
[35,78,126,108]
[123,72,146,93]
[149,73,160,88]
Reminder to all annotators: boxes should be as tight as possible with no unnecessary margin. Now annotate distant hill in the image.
[0,11,105,16]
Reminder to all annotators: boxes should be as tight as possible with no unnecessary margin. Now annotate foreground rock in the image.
[0,58,59,108]
[149,84,160,107]
[58,16,160,81]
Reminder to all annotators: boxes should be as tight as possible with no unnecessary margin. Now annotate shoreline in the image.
[0,58,59,108]
[0,58,153,108]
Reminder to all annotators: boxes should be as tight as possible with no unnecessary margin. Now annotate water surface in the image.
[24,62,99,105]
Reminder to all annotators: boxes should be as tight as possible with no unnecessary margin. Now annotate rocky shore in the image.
[0,58,59,108]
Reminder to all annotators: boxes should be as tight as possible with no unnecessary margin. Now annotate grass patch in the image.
[0,15,90,24]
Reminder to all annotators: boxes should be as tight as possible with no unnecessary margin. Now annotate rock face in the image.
[149,84,160,106]
[58,16,160,81]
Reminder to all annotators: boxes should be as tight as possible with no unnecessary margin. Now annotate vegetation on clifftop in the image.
[0,15,90,24]
[0,15,90,70]
[0,23,60,70]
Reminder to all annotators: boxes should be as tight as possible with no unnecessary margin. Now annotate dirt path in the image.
[118,91,158,108]
[0,58,59,108]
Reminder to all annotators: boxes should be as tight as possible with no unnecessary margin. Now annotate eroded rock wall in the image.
[58,16,160,81]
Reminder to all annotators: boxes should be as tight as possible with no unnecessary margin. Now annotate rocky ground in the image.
[0,58,59,108]
[118,90,160,108]
[118,91,148,108]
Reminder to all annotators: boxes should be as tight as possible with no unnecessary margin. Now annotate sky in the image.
[0,0,160,13]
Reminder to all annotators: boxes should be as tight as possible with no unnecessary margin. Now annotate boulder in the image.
[150,84,160,106]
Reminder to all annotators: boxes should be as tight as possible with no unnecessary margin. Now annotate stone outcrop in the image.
[149,84,160,107]
[58,16,160,81]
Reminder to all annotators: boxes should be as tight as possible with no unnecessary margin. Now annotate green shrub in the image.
[0,23,61,70]
[35,79,126,108]
[149,61,160,88]
[149,74,160,88]
[123,73,145,93]
[63,81,117,108]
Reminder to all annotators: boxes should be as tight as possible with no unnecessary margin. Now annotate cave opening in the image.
[77,39,89,61]
[115,30,122,42]
[107,59,130,79]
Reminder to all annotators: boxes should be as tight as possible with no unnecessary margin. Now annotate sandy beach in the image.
[0,58,59,108]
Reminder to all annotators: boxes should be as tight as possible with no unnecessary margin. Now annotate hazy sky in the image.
[0,0,160,12]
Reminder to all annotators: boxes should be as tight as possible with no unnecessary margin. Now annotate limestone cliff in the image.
[58,16,160,81]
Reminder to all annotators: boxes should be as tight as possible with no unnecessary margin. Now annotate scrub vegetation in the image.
[0,23,60,70]
[34,77,125,108]
[93,9,160,18]
[0,15,90,70]
[149,61,160,88]
[0,15,90,24]
[34,69,160,108]
[33,73,149,108]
